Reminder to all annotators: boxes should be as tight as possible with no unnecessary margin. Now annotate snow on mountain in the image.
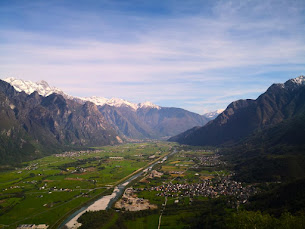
[203,109,225,119]
[79,96,160,110]
[138,101,161,109]
[3,77,161,110]
[107,98,139,110]
[288,75,305,85]
[79,96,109,106]
[283,75,305,90]
[3,77,69,98]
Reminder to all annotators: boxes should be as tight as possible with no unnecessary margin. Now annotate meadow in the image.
[78,147,222,229]
[0,142,174,228]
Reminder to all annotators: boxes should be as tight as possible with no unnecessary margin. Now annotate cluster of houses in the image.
[2,185,21,191]
[143,175,257,204]
[68,167,87,173]
[133,152,257,206]
[21,163,39,171]
[192,154,226,168]
[55,150,100,158]
[109,156,124,160]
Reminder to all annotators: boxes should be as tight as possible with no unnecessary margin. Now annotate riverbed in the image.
[59,150,176,229]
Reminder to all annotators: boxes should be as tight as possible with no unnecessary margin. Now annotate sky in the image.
[0,0,305,114]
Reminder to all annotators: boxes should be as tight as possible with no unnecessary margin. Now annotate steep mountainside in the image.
[4,77,209,140]
[169,76,305,146]
[99,105,209,139]
[99,105,154,139]
[224,113,305,182]
[137,107,208,138]
[0,80,119,164]
[78,96,209,139]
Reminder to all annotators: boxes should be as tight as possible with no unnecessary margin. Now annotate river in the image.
[59,149,176,229]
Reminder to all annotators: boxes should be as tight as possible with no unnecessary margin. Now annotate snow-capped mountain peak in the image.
[203,109,225,119]
[271,75,305,91]
[138,101,161,109]
[78,97,138,109]
[2,77,161,110]
[285,75,305,88]
[79,97,160,110]
[107,98,138,110]
[79,96,109,106]
[3,77,65,97]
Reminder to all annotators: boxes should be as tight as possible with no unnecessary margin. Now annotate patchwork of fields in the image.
[76,147,254,229]
[0,142,174,228]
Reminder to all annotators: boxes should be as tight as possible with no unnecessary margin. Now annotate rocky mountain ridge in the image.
[3,77,210,139]
[169,75,305,146]
[0,79,120,164]
[3,77,161,110]
[3,77,222,116]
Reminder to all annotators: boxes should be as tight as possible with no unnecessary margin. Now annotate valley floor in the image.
[2,143,305,229]
[0,142,173,229]
[76,145,305,229]
[76,146,260,228]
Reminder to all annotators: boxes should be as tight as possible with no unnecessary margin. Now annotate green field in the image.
[0,142,174,228]
[67,147,296,229]
[125,214,159,229]
[74,148,222,229]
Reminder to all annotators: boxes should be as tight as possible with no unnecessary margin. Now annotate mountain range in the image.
[0,77,217,164]
[0,80,121,164]
[3,77,211,140]
[4,75,304,173]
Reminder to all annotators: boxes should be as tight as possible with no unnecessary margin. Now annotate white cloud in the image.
[1,0,305,113]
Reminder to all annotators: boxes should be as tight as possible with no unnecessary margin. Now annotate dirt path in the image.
[158,196,167,229]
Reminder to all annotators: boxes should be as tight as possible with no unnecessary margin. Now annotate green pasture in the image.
[125,214,159,229]
[0,142,174,228]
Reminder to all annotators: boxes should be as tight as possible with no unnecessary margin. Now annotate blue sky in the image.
[1,0,305,114]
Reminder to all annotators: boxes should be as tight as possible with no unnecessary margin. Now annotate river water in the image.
[59,150,176,229]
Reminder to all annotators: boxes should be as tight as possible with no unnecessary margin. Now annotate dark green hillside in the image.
[248,178,305,216]
[224,114,305,182]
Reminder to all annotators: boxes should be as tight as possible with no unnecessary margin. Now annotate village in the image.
[54,149,102,158]
[1,144,260,228]
[145,175,257,204]
[126,151,258,209]
[194,154,227,167]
